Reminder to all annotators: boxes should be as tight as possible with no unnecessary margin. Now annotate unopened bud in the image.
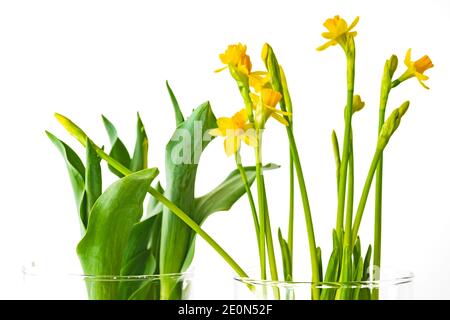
[377,101,410,150]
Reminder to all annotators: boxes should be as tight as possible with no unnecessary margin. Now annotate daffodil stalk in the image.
[262,44,320,297]
[210,17,433,300]
[352,101,410,245]
[216,44,296,287]
[372,51,433,298]
[235,151,261,254]
[373,55,398,296]
[54,113,250,281]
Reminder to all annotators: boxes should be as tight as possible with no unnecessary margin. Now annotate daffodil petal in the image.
[270,112,290,126]
[217,117,234,130]
[317,40,336,51]
[348,16,359,31]
[242,134,258,147]
[214,66,228,73]
[209,128,224,137]
[224,136,240,156]
[415,72,429,81]
[404,48,412,66]
[418,78,430,89]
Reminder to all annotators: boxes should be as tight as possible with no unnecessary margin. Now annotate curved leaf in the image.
[160,101,216,275]
[130,113,148,172]
[166,81,184,126]
[102,115,131,177]
[85,139,102,217]
[193,163,280,224]
[46,131,87,231]
[77,168,158,277]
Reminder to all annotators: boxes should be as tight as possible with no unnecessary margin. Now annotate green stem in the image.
[235,152,261,264]
[148,187,249,278]
[288,152,294,268]
[336,51,356,234]
[352,148,383,246]
[343,131,354,248]
[373,76,391,299]
[93,145,249,279]
[286,127,320,300]
[261,178,279,283]
[255,133,267,280]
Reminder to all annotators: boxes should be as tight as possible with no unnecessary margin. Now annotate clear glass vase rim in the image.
[22,262,193,282]
[234,267,413,287]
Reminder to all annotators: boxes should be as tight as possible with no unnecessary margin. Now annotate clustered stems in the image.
[286,128,320,300]
[235,152,260,254]
[337,45,356,240]
[254,139,268,280]
[372,62,393,299]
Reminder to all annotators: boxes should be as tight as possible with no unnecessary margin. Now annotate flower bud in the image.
[352,95,365,113]
[377,101,410,150]
[54,113,88,146]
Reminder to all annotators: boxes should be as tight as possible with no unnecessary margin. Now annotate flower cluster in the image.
[212,43,290,156]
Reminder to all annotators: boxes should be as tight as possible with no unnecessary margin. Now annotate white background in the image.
[0,0,449,299]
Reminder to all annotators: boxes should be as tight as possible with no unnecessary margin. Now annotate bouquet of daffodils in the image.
[49,15,432,300]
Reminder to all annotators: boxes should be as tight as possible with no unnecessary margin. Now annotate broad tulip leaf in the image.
[46,131,87,231]
[146,181,164,219]
[130,113,148,172]
[77,168,158,277]
[102,115,131,177]
[118,213,162,299]
[160,101,216,276]
[193,163,280,224]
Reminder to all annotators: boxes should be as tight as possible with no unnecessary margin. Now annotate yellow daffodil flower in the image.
[209,109,257,156]
[397,49,433,89]
[251,88,291,127]
[216,43,252,76]
[317,16,359,52]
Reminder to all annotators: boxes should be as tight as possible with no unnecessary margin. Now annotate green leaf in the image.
[278,229,292,281]
[146,181,164,219]
[166,81,184,126]
[130,113,148,172]
[338,246,353,300]
[76,168,158,299]
[160,102,217,276]
[317,247,323,283]
[363,245,372,281]
[320,249,340,300]
[85,139,102,217]
[359,245,373,300]
[352,257,364,300]
[46,131,87,232]
[353,236,361,267]
[102,115,131,177]
[118,213,162,299]
[193,163,280,224]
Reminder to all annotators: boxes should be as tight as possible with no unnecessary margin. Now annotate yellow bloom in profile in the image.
[398,48,433,89]
[251,88,290,127]
[216,43,252,75]
[209,109,257,156]
[317,16,359,51]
